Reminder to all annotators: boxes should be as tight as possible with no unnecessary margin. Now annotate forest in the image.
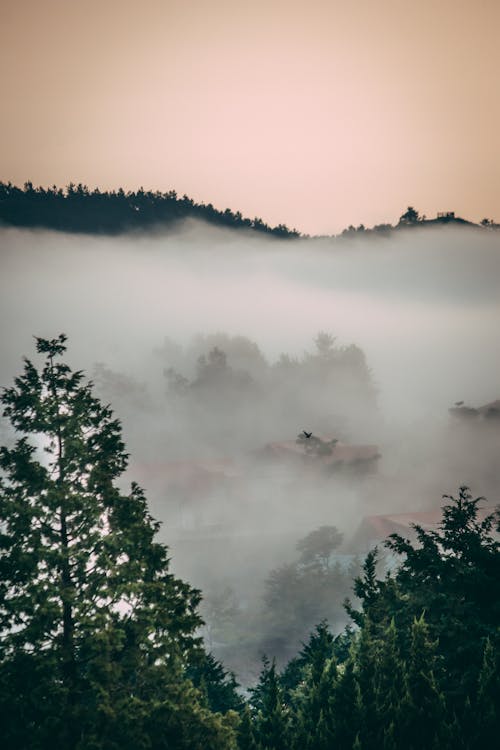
[0,181,299,237]
[1,181,498,238]
[0,335,498,749]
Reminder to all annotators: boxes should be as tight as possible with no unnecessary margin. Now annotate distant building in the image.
[259,436,380,475]
[349,505,497,553]
[449,399,500,423]
[130,458,242,531]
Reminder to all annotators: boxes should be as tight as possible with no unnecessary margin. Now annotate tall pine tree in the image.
[0,335,235,750]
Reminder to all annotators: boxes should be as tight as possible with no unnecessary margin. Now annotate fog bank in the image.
[1,222,499,673]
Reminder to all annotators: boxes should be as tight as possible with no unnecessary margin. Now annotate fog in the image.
[1,222,499,675]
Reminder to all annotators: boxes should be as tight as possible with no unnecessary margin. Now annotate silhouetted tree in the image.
[398,206,421,224]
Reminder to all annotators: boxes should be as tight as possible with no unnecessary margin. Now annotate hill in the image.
[0,182,498,238]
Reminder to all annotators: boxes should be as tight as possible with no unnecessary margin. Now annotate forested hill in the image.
[0,181,299,238]
[0,181,498,238]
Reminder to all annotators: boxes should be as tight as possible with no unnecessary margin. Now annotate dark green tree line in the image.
[0,181,300,237]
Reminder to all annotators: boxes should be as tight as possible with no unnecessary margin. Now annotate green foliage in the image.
[250,658,289,750]
[383,486,500,707]
[475,634,500,746]
[187,651,244,714]
[237,705,260,750]
[331,657,360,749]
[355,619,379,750]
[400,615,445,750]
[248,489,499,750]
[375,619,405,747]
[0,335,236,749]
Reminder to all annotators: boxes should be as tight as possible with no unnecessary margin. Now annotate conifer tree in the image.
[237,705,260,750]
[0,335,235,750]
[375,619,405,746]
[331,656,361,750]
[401,614,445,750]
[251,658,289,750]
[474,636,499,748]
[292,656,337,750]
[385,486,500,710]
[355,619,378,750]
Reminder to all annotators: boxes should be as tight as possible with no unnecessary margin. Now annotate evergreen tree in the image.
[187,651,244,714]
[291,654,336,750]
[385,486,500,710]
[0,335,235,749]
[474,635,500,748]
[401,614,445,750]
[237,705,260,750]
[251,658,289,750]
[331,656,361,750]
[355,619,378,750]
[375,619,405,747]
[280,621,337,701]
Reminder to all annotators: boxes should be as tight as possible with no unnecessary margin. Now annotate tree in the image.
[400,615,445,750]
[186,651,244,714]
[375,619,405,747]
[0,335,235,749]
[384,487,500,709]
[237,705,259,750]
[288,624,337,750]
[330,656,360,750]
[348,486,500,736]
[296,526,343,570]
[474,635,500,747]
[250,658,289,750]
[314,332,336,358]
[355,619,379,750]
[398,206,421,224]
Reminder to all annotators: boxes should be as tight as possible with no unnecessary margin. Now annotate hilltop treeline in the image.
[0,181,299,237]
[1,181,498,238]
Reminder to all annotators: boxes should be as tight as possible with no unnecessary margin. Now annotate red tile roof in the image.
[263,439,380,465]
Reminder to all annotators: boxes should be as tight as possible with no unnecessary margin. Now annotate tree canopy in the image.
[0,181,300,237]
[248,487,500,749]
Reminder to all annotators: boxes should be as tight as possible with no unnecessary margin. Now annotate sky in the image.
[1,0,499,234]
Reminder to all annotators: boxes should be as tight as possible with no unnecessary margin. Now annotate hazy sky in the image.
[1,0,499,233]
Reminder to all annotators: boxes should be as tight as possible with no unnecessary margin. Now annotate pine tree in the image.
[375,619,405,747]
[237,705,260,750]
[401,614,445,750]
[385,486,500,710]
[251,658,289,750]
[331,656,361,750]
[355,619,378,750]
[292,656,337,750]
[0,335,235,749]
[187,651,244,713]
[474,636,500,748]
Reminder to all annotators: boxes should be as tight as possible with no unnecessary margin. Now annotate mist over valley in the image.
[1,220,498,675]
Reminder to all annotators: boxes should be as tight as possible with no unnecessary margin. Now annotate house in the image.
[259,435,380,475]
[129,458,242,531]
[349,505,497,553]
[449,399,500,423]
